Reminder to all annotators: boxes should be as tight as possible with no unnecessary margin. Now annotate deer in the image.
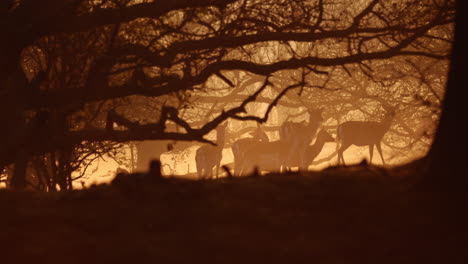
[279,108,323,170]
[195,123,228,179]
[300,129,335,169]
[231,124,269,176]
[236,139,286,175]
[234,109,325,175]
[235,129,333,175]
[112,159,164,191]
[336,106,396,166]
[280,129,334,170]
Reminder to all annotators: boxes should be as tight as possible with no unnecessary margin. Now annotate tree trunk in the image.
[10,151,28,190]
[424,1,467,190]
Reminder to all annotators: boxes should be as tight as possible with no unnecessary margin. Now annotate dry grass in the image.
[0,165,466,264]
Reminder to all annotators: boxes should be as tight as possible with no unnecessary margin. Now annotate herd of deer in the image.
[195,106,396,179]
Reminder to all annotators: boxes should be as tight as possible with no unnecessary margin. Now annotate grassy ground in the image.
[1,164,466,264]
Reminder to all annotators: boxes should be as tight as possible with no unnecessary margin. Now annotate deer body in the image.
[195,124,227,179]
[236,140,286,175]
[232,126,269,176]
[300,129,335,169]
[280,109,322,144]
[232,109,326,175]
[279,108,323,169]
[337,109,394,165]
[280,129,334,170]
[236,130,333,174]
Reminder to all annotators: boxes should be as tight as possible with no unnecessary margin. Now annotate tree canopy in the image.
[0,0,455,189]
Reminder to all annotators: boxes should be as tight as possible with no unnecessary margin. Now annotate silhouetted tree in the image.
[424,0,466,190]
[0,0,456,189]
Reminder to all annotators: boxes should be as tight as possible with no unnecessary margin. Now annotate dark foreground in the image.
[1,166,467,264]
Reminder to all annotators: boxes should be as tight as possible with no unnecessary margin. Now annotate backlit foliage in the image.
[0,0,454,189]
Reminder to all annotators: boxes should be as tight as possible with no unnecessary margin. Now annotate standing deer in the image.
[336,106,396,166]
[300,129,335,169]
[234,109,324,175]
[232,125,269,176]
[195,123,228,179]
[279,108,323,170]
[236,140,286,175]
[235,129,333,175]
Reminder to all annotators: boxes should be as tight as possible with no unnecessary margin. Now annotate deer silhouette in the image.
[112,159,164,190]
[300,129,335,169]
[236,139,285,175]
[234,109,324,175]
[195,123,228,179]
[336,106,396,166]
[232,125,269,176]
[279,129,334,170]
[234,129,333,175]
[279,108,323,170]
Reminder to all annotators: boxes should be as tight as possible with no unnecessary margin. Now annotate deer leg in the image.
[299,158,308,171]
[299,149,310,171]
[369,144,374,165]
[244,157,256,176]
[337,149,343,165]
[215,163,220,179]
[375,143,385,165]
[240,157,249,176]
[233,156,239,176]
[236,158,243,176]
[200,163,207,180]
[338,142,351,166]
[196,157,202,179]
